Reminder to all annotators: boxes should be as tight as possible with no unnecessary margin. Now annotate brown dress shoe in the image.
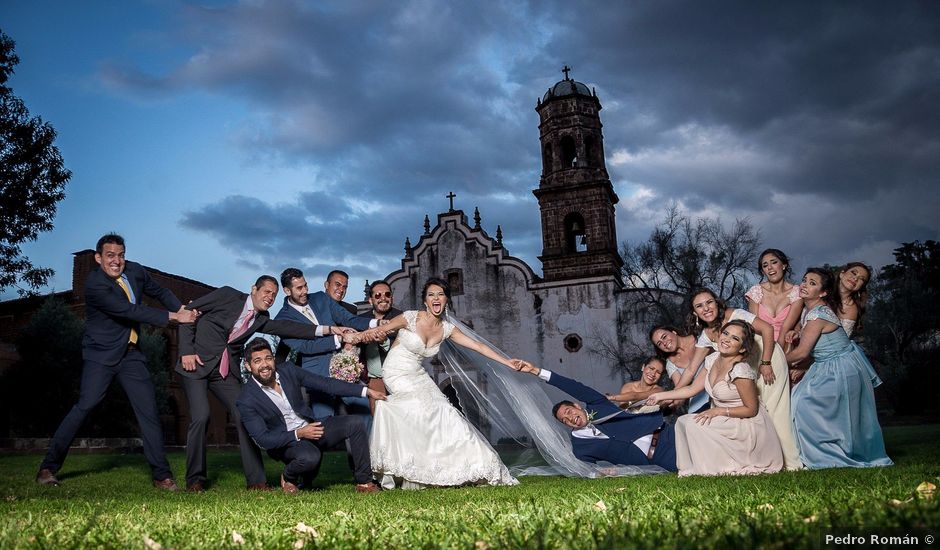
[280,474,300,494]
[247,483,273,492]
[355,482,382,493]
[36,469,60,486]
[186,482,205,493]
[152,478,180,491]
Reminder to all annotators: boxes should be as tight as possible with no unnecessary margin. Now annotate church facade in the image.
[373,73,647,392]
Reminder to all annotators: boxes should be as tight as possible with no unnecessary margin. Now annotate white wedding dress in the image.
[370,311,518,489]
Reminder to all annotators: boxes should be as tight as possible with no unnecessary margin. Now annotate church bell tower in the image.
[534,67,623,284]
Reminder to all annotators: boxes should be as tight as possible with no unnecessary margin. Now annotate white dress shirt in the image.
[539,369,653,455]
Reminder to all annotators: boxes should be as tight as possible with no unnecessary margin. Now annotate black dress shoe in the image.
[36,469,60,486]
[246,483,273,492]
[186,481,205,493]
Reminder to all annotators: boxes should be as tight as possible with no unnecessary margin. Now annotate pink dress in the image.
[745,284,801,341]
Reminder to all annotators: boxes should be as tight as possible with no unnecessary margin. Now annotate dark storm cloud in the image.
[107,0,940,279]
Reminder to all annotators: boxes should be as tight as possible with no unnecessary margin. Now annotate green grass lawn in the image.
[2,424,938,549]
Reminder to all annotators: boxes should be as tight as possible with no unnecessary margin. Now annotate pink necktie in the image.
[219,310,255,379]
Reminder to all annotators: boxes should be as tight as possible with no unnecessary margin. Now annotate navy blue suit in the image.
[274,292,372,419]
[546,371,677,472]
[41,261,182,480]
[236,363,373,484]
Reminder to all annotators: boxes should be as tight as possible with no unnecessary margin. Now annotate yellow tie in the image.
[115,278,138,344]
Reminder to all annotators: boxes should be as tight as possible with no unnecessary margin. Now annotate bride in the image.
[362,277,520,489]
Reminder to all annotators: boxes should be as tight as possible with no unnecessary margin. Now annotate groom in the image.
[512,361,677,472]
[236,337,385,493]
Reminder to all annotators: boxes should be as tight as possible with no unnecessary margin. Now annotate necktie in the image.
[219,310,255,379]
[301,306,317,324]
[114,278,138,345]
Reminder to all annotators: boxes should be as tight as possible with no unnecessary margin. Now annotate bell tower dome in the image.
[534,67,623,284]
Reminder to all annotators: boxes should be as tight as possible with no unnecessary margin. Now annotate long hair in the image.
[756,248,793,282]
[721,319,755,358]
[804,267,839,312]
[838,261,871,330]
[685,288,726,335]
[648,324,688,360]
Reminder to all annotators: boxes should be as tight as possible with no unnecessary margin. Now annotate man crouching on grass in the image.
[236,337,386,493]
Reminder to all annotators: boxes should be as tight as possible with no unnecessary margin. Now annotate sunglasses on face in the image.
[372,292,392,298]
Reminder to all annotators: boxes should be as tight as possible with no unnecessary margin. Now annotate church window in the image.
[444,268,464,296]
[584,136,595,167]
[564,213,588,253]
[563,333,583,353]
[561,135,577,168]
[542,143,552,174]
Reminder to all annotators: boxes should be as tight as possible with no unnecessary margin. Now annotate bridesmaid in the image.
[649,325,711,413]
[745,248,803,346]
[607,357,667,410]
[687,288,801,470]
[647,320,783,476]
[835,262,871,338]
[786,267,892,469]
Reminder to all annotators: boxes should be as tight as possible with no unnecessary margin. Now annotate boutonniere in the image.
[586,410,597,423]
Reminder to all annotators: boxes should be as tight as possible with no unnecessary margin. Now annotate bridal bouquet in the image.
[329,349,364,383]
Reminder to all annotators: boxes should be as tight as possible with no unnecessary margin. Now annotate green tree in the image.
[1,297,83,436]
[0,30,71,295]
[864,240,940,414]
[1,299,173,437]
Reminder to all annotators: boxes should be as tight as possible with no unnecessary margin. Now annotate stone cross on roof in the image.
[562,65,571,80]
[446,191,456,211]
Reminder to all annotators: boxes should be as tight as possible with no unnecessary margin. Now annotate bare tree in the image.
[621,204,761,326]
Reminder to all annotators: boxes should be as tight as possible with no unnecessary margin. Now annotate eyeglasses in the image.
[372,292,392,298]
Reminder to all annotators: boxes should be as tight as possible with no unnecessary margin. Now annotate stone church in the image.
[368,72,647,393]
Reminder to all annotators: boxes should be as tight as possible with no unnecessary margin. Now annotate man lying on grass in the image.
[511,360,677,472]
[236,338,386,493]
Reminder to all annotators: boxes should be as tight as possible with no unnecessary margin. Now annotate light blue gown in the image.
[791,305,892,469]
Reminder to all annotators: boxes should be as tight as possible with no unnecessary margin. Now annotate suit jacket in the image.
[83,261,182,366]
[546,371,665,466]
[236,362,365,450]
[274,292,372,376]
[176,286,319,379]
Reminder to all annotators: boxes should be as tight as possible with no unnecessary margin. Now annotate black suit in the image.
[236,363,373,485]
[176,286,320,487]
[41,261,182,480]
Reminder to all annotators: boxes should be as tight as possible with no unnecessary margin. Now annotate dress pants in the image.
[307,390,374,433]
[180,367,265,486]
[267,415,372,485]
[41,348,172,480]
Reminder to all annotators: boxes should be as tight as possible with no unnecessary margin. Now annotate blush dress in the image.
[696,308,801,470]
[674,354,783,476]
[369,311,518,489]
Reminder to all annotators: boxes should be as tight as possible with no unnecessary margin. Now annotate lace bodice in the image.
[394,310,455,358]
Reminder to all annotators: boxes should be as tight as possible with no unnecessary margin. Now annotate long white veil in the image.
[438,313,666,478]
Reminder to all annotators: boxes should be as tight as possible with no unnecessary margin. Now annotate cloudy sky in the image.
[2,1,938,301]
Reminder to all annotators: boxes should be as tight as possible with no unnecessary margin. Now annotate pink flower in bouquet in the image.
[329,349,364,383]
